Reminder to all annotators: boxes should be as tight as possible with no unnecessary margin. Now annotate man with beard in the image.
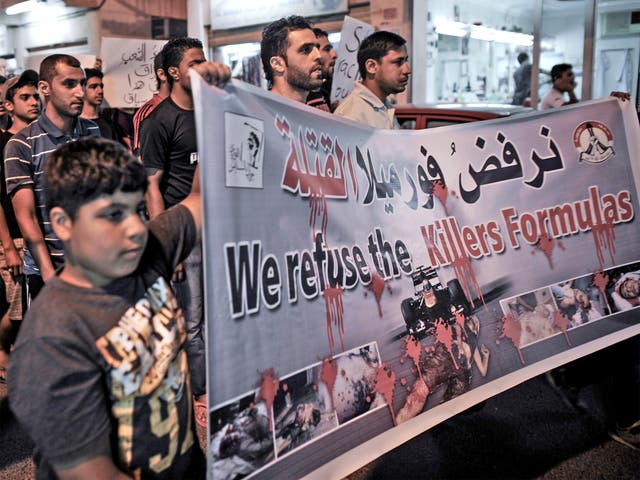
[4,55,99,304]
[335,31,411,129]
[260,16,323,103]
[140,37,230,435]
[306,27,337,112]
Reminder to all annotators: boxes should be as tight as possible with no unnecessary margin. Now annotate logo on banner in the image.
[573,121,615,164]
[225,112,264,188]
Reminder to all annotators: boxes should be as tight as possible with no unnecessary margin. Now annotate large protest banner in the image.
[100,37,166,108]
[191,74,640,480]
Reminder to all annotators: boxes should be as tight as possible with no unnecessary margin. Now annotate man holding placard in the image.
[335,30,411,129]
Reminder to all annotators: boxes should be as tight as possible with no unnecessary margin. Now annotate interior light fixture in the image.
[6,0,41,15]
[434,20,468,38]
[434,19,533,46]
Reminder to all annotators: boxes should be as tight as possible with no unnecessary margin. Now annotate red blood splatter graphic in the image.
[434,320,458,369]
[499,313,525,365]
[534,234,556,269]
[257,368,280,431]
[453,308,466,330]
[592,220,616,268]
[591,270,613,313]
[341,369,346,376]
[309,194,328,242]
[450,254,483,311]
[346,148,358,198]
[320,357,338,410]
[368,272,387,317]
[323,286,345,355]
[404,336,424,383]
[373,363,397,425]
[433,180,449,215]
[552,310,572,347]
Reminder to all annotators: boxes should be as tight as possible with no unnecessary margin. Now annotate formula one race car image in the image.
[401,266,471,337]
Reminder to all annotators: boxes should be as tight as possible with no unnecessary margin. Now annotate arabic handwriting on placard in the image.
[121,43,146,65]
[459,132,523,204]
[525,125,564,188]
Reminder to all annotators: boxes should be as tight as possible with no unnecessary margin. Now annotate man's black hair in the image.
[84,68,103,82]
[260,15,313,90]
[44,137,148,220]
[39,54,82,84]
[517,52,529,64]
[357,30,406,79]
[160,37,203,88]
[313,27,328,39]
[153,50,165,90]
[550,63,572,82]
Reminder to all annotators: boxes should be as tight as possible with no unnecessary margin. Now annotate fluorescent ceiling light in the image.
[434,19,533,46]
[434,20,468,38]
[6,0,39,15]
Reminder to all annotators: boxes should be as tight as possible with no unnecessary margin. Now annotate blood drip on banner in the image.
[309,194,328,242]
[403,335,424,384]
[533,234,564,269]
[373,363,397,425]
[257,368,280,431]
[498,313,525,364]
[434,320,459,369]
[552,310,572,346]
[323,286,345,354]
[451,251,483,310]
[433,180,449,215]
[320,357,338,410]
[364,272,391,317]
[592,220,616,268]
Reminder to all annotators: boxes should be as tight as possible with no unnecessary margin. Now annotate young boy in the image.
[8,137,204,479]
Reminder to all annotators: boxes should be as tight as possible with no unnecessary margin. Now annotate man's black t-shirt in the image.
[140,97,198,209]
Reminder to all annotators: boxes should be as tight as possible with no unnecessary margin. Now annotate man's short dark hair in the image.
[357,31,406,79]
[160,37,203,87]
[260,15,313,89]
[551,63,572,82]
[313,27,328,39]
[44,137,148,220]
[517,52,529,64]
[153,51,165,89]
[39,54,82,84]
[84,68,103,82]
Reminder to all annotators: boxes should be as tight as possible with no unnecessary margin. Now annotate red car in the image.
[395,103,533,130]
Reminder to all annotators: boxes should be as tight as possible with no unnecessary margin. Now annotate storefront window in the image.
[538,0,586,107]
[422,1,535,105]
[593,0,640,110]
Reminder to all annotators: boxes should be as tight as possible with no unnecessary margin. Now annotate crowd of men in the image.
[0,13,636,480]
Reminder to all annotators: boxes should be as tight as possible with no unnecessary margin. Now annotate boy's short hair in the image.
[160,37,203,87]
[357,31,406,79]
[261,15,313,89]
[44,137,148,220]
[39,54,82,84]
[84,68,103,82]
[153,51,165,89]
[551,63,572,81]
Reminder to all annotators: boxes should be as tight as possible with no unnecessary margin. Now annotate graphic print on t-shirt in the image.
[96,276,193,474]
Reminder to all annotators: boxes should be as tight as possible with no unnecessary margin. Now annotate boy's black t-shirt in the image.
[140,97,198,209]
[8,205,198,479]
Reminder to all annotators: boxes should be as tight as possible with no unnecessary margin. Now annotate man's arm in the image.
[0,206,21,277]
[57,456,132,480]
[145,169,166,220]
[12,188,55,281]
[180,164,202,235]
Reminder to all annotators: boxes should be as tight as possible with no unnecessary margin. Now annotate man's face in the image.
[174,47,206,92]
[58,190,148,287]
[6,85,40,124]
[282,29,323,92]
[374,46,411,96]
[317,35,337,78]
[620,277,639,300]
[554,69,575,92]
[44,62,85,118]
[84,76,104,107]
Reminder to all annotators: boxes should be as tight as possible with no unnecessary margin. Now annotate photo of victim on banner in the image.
[191,73,640,480]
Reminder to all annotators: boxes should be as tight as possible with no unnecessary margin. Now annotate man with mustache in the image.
[306,27,337,112]
[260,15,323,103]
[4,54,99,304]
[335,31,411,129]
